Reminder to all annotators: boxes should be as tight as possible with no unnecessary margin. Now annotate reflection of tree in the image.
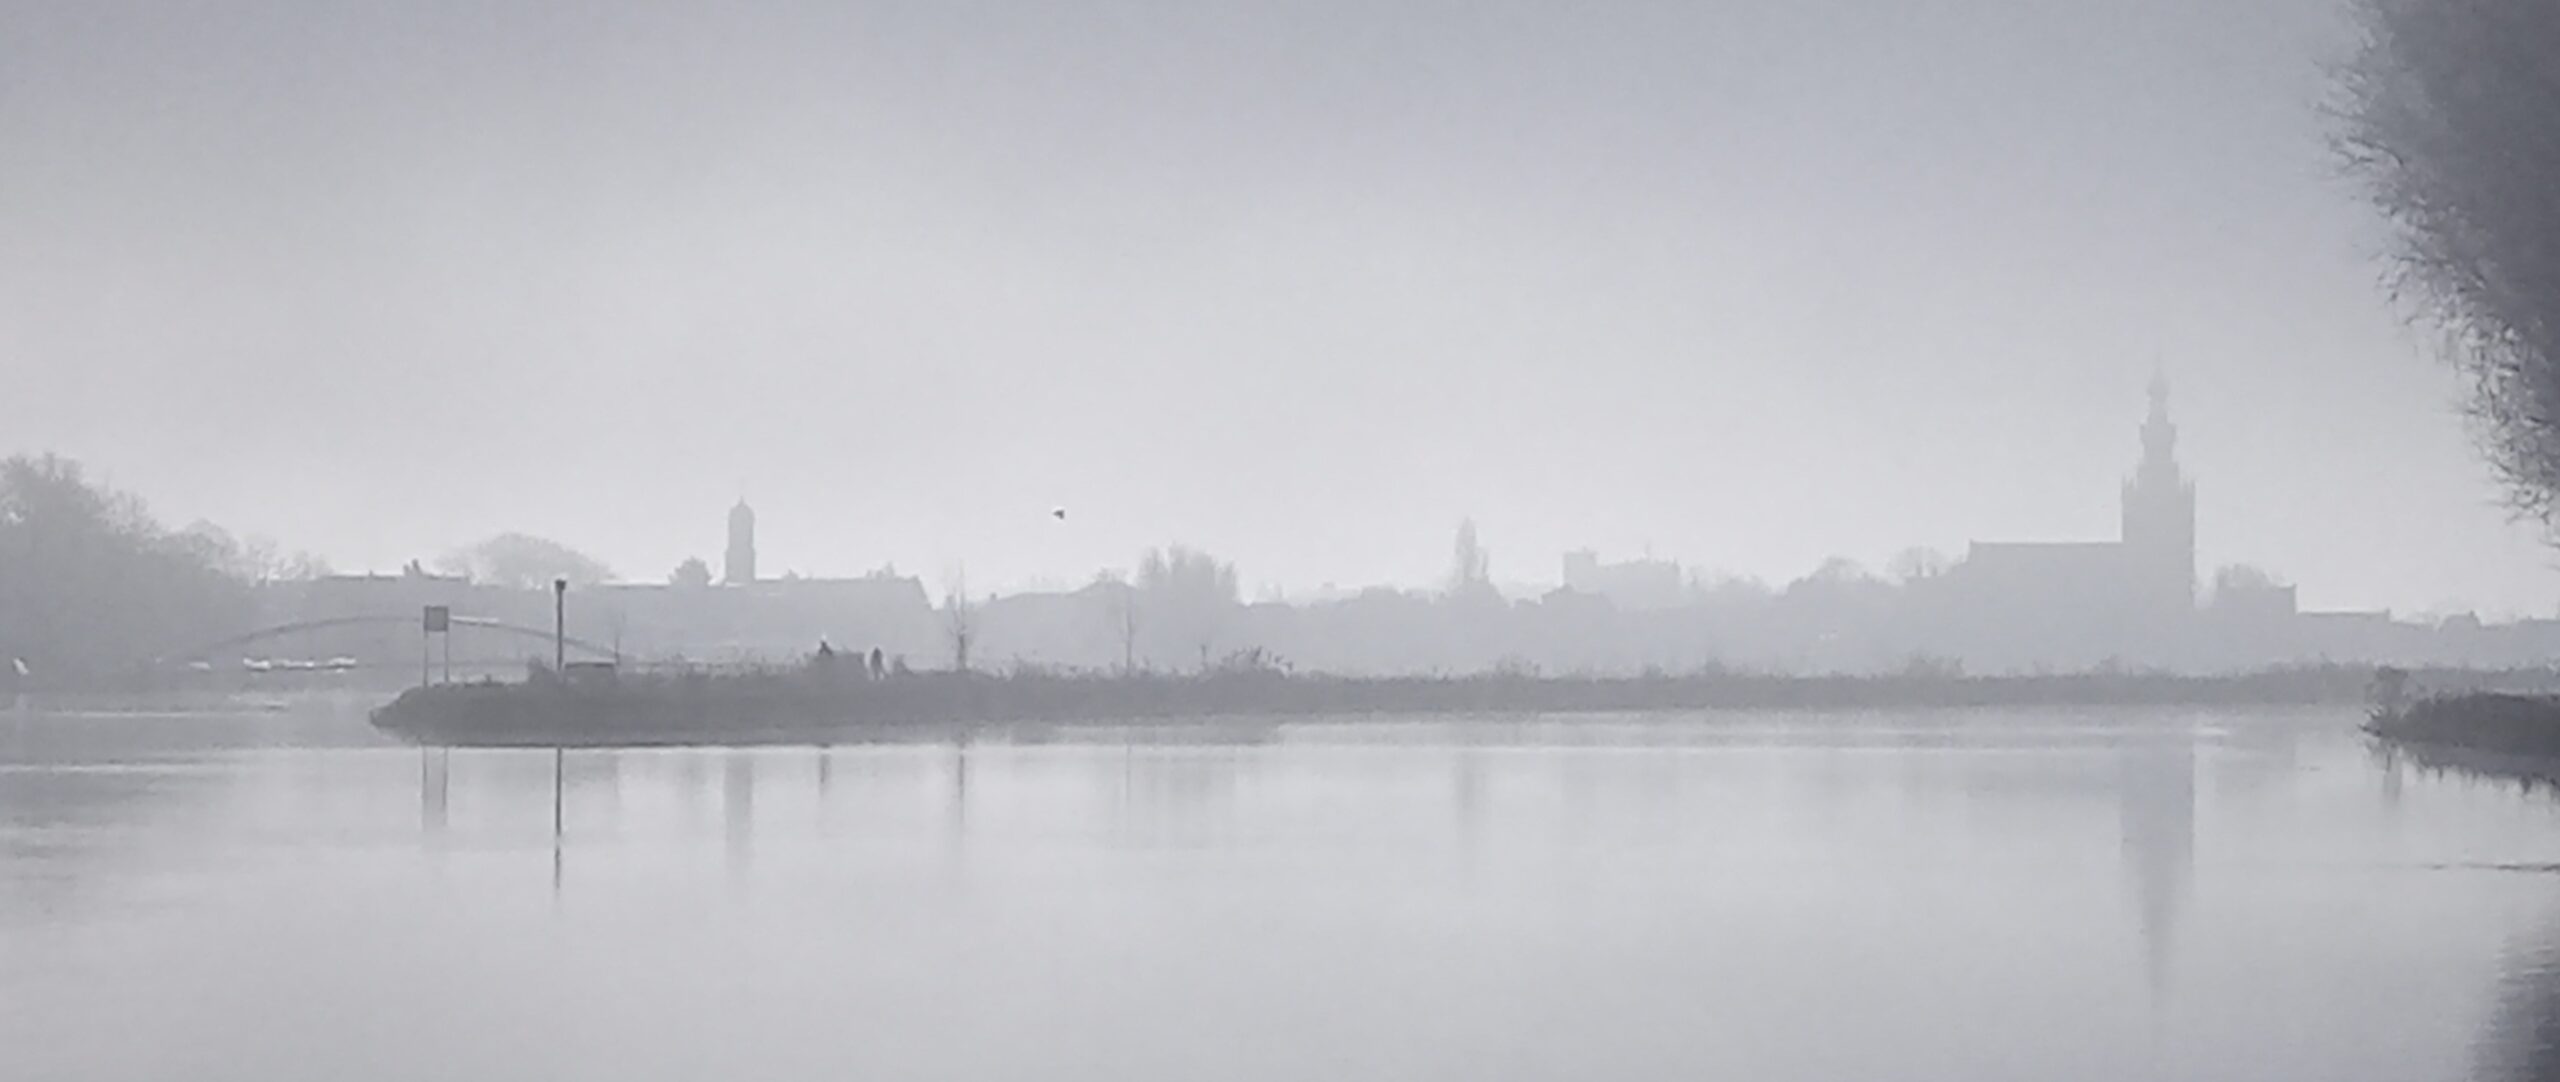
[1114,742,1249,849]
[0,715,234,922]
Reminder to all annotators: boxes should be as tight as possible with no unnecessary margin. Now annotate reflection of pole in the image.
[724,752,754,879]
[551,747,565,897]
[553,747,565,838]
[951,736,970,835]
[421,747,449,836]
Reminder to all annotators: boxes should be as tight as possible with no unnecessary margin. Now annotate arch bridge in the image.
[157,614,621,669]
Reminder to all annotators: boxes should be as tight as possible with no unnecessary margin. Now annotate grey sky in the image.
[3,0,2550,615]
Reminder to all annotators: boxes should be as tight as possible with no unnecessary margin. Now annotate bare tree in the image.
[2341,0,2560,527]
[1092,570,1141,674]
[1448,517,1493,598]
[943,567,977,673]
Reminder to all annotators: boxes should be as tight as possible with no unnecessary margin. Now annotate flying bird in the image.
[1051,507,1067,521]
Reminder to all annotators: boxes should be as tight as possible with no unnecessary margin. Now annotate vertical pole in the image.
[442,631,451,685]
[553,578,568,673]
[421,630,430,689]
[553,747,565,837]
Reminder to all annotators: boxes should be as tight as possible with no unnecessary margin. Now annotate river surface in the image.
[4,697,2560,1080]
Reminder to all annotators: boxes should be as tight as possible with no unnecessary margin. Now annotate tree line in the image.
[0,454,314,687]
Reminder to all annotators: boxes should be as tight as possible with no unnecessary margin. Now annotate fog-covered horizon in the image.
[6,0,2554,617]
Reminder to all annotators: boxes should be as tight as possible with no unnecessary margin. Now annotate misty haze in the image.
[14,1,2560,1079]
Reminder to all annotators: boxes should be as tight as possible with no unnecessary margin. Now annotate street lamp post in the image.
[553,578,567,673]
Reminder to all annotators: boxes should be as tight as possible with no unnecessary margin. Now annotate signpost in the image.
[422,606,451,687]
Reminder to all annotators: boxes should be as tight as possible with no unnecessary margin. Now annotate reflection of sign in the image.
[423,606,450,633]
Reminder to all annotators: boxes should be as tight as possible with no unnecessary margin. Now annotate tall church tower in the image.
[2119,375,2196,610]
[724,500,758,586]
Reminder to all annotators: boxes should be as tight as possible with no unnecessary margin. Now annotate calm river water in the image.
[4,697,2559,1080]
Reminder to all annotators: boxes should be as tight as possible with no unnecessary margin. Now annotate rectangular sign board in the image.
[423,605,450,633]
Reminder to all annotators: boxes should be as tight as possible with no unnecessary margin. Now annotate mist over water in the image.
[7,700,2560,1080]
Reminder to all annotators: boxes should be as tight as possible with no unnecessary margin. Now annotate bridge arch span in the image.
[160,615,621,668]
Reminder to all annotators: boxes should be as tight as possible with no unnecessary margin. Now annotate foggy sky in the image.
[4,0,2551,616]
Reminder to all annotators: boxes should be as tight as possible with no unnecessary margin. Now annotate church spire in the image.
[2141,371,2177,473]
[2122,373,2196,611]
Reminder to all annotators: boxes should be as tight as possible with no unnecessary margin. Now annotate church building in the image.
[1938,377,2198,670]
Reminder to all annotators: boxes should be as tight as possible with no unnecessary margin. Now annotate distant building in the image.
[2120,372,2198,612]
[1561,549,1687,611]
[2212,577,2298,624]
[725,500,757,586]
[1943,377,2199,668]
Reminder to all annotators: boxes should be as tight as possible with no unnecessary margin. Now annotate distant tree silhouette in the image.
[669,557,713,589]
[168,523,325,584]
[1138,545,1239,670]
[1888,547,1951,585]
[1090,570,1142,673]
[1448,518,1495,599]
[943,567,977,673]
[2342,0,2560,528]
[1783,557,1896,642]
[437,533,612,589]
[0,454,256,683]
[2208,564,2291,611]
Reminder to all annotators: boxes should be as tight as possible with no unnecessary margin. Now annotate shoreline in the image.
[369,663,2558,748]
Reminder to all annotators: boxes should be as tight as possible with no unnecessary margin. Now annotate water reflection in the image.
[420,747,448,838]
[2118,719,2196,1015]
[2481,919,2560,1081]
[724,751,755,878]
[948,735,968,842]
[0,706,272,923]
[1453,740,1483,877]
[22,703,2560,1080]
[1116,742,1245,849]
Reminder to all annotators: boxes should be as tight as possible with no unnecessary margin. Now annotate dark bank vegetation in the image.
[2370,691,2560,762]
[0,454,315,689]
[372,659,2529,747]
